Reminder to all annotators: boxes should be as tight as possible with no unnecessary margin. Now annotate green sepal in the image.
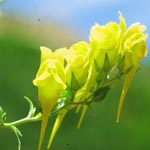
[71,71,80,91]
[93,86,110,102]
[60,88,74,100]
[94,59,106,83]
[56,97,69,111]
[103,53,111,72]
[94,58,101,73]
[117,53,125,71]
[52,88,74,114]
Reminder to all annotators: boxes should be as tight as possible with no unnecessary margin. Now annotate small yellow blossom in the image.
[117,20,148,123]
[90,19,121,70]
[33,47,66,149]
[65,41,90,89]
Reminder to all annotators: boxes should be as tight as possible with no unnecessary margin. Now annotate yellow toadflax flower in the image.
[86,13,126,92]
[89,17,122,71]
[48,42,91,149]
[65,41,90,89]
[117,19,148,123]
[33,47,66,149]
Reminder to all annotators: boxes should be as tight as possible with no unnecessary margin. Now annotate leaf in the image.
[24,96,36,118]
[93,86,110,102]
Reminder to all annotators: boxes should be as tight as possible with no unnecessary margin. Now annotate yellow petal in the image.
[118,11,126,34]
[124,23,146,41]
[65,41,90,88]
[40,46,52,64]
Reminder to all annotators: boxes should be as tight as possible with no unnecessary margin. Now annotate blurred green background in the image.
[0,13,150,150]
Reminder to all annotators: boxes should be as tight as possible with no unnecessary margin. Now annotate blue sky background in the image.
[0,0,150,58]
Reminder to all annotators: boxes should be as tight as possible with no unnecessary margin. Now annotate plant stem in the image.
[3,113,42,127]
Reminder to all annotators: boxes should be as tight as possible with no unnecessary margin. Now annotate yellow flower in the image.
[119,23,147,72]
[65,41,90,89]
[33,46,66,149]
[46,42,90,149]
[89,14,123,70]
[117,21,148,123]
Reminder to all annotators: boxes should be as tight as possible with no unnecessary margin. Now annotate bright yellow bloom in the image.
[119,23,147,72]
[33,46,66,149]
[65,41,90,89]
[89,15,123,70]
[117,21,148,123]
[47,41,90,149]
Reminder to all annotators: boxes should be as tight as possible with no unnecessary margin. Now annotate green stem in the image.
[3,113,42,127]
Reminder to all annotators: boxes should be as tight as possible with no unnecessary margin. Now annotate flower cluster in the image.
[33,12,147,150]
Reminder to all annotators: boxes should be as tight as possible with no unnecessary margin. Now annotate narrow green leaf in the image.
[93,86,110,102]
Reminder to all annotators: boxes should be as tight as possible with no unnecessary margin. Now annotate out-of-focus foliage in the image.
[0,15,150,150]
